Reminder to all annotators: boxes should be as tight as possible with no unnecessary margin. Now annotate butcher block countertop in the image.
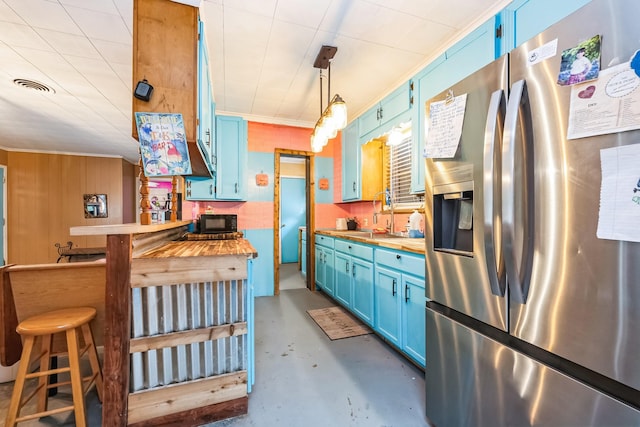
[139,238,258,259]
[315,230,425,255]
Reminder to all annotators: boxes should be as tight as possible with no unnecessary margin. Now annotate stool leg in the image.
[5,335,36,427]
[81,323,104,402]
[37,333,53,412]
[66,327,87,427]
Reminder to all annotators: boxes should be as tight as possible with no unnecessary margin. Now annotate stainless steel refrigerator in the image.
[424,0,640,425]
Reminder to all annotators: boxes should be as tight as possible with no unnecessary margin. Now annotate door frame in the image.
[273,149,315,295]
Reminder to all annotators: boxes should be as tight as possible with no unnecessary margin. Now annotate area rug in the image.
[307,306,372,340]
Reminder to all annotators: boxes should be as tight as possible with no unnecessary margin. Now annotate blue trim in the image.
[244,229,274,296]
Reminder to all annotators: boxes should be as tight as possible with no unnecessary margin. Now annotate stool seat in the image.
[5,307,103,427]
[17,307,97,336]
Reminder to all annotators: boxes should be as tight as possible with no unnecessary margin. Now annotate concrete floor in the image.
[0,269,426,426]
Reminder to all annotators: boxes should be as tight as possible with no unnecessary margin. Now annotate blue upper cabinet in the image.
[197,20,215,173]
[500,0,592,51]
[358,81,413,141]
[411,16,500,194]
[215,115,247,201]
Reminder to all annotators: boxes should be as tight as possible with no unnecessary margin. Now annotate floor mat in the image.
[307,306,372,340]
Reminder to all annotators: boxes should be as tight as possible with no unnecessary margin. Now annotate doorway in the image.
[274,149,315,295]
[1,165,5,266]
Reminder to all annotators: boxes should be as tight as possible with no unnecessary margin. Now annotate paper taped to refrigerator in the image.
[567,62,640,140]
[424,93,467,158]
[597,143,640,243]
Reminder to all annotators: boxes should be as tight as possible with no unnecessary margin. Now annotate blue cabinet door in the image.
[334,252,351,308]
[412,17,499,194]
[197,20,214,170]
[185,176,215,201]
[341,121,360,201]
[351,258,374,326]
[215,115,247,200]
[324,248,335,296]
[501,0,592,51]
[402,274,426,367]
[358,104,381,138]
[374,266,401,347]
[315,246,325,289]
[379,82,412,129]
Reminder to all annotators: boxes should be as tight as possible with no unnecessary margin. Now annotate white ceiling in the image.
[0,0,509,164]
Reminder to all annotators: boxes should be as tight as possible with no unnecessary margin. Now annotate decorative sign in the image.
[318,178,330,190]
[256,173,269,186]
[135,112,192,176]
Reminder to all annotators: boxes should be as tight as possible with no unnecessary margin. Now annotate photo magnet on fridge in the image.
[557,35,602,86]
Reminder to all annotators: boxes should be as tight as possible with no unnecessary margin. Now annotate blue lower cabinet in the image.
[374,248,426,367]
[334,251,352,307]
[314,245,334,296]
[351,258,374,326]
[334,240,374,325]
[374,266,402,348]
[401,274,426,366]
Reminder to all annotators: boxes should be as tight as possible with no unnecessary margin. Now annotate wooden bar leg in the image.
[66,328,87,427]
[5,336,36,427]
[37,334,52,412]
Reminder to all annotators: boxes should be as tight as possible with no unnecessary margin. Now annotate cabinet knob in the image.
[396,254,401,259]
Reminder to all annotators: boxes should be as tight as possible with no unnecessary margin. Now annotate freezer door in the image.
[424,56,508,331]
[426,308,640,427]
[506,0,640,391]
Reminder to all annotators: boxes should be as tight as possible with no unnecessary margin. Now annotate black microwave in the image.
[197,214,237,234]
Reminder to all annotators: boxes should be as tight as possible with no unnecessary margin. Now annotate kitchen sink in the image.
[343,231,407,239]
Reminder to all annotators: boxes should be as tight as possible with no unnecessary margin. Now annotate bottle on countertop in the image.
[409,210,424,238]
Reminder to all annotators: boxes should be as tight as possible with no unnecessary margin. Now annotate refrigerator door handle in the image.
[502,79,535,304]
[482,88,506,297]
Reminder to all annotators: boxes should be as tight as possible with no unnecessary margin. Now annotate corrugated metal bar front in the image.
[130,278,247,392]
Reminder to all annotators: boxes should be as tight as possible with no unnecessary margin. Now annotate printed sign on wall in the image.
[135,112,192,176]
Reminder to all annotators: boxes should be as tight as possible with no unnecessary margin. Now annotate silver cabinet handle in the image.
[502,79,535,304]
[483,89,507,297]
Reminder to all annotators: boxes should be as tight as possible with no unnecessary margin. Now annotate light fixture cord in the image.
[328,62,331,107]
[319,69,324,116]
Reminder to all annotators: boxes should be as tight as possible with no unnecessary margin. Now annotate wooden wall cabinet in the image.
[132,0,209,176]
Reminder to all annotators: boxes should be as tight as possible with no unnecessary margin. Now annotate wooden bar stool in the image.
[5,307,104,427]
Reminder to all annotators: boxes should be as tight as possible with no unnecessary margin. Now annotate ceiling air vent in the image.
[13,78,55,93]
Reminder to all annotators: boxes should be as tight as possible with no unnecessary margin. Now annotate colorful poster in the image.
[135,112,192,176]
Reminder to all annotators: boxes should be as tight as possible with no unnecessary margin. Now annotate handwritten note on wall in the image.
[424,93,468,158]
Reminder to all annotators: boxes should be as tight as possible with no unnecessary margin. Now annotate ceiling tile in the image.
[4,0,84,35]
[65,5,131,44]
[34,28,101,59]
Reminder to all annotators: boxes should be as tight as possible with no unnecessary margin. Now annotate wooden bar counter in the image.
[70,221,257,426]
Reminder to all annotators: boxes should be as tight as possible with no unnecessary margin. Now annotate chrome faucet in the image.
[372,191,387,224]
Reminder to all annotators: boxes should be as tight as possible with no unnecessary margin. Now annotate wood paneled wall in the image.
[7,152,134,264]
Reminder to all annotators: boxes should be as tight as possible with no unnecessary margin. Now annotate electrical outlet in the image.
[363,218,369,226]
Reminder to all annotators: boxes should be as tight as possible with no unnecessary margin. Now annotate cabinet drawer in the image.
[335,239,373,260]
[375,249,425,279]
[314,234,334,249]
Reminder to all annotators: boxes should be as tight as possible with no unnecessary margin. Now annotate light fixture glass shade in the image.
[329,96,347,130]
